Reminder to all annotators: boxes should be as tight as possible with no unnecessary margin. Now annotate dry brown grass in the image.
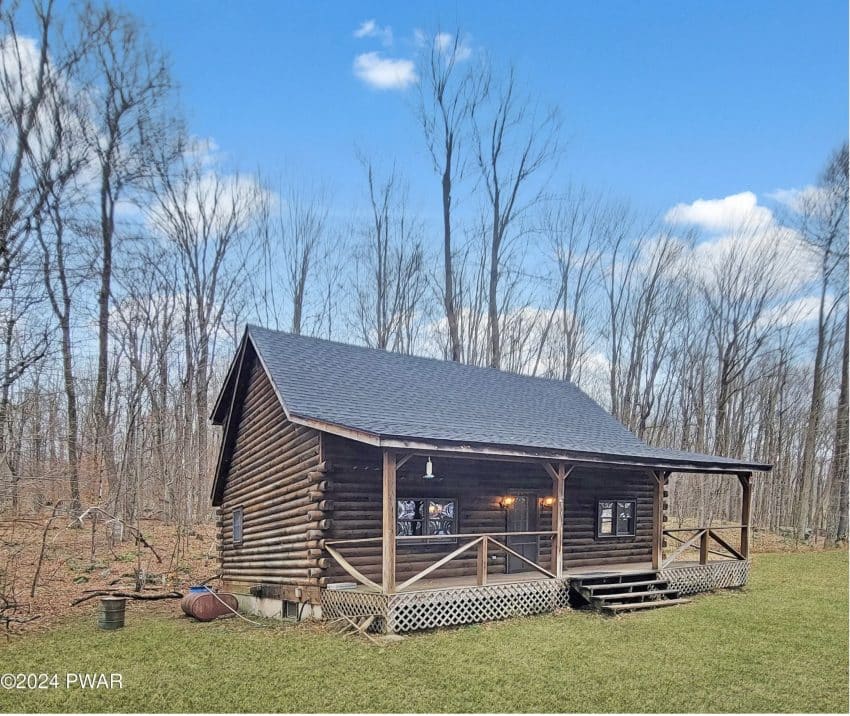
[1,510,217,634]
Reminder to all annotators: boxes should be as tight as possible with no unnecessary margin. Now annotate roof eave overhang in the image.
[285,415,771,475]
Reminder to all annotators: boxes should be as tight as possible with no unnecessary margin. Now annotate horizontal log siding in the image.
[217,354,326,596]
[323,435,655,580]
[323,435,556,584]
[563,467,654,567]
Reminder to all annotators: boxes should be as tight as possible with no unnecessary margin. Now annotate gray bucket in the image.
[98,596,127,630]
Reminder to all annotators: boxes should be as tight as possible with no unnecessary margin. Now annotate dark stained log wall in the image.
[563,467,653,567]
[322,434,655,583]
[323,436,554,584]
[216,350,327,600]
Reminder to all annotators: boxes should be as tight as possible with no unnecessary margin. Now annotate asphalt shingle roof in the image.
[242,325,769,471]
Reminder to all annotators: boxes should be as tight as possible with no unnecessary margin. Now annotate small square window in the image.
[597,499,635,538]
[232,506,244,546]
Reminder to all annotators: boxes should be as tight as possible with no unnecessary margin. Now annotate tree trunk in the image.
[829,313,849,545]
[95,175,118,509]
[798,279,830,540]
[442,161,461,362]
[488,200,501,369]
[60,310,81,515]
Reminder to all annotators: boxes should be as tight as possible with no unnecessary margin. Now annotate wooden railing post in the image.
[651,471,667,570]
[477,536,488,586]
[699,529,709,565]
[382,450,396,594]
[739,472,752,559]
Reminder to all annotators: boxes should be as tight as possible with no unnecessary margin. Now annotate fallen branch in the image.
[71,590,183,606]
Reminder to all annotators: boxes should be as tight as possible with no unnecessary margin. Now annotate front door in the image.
[505,493,538,574]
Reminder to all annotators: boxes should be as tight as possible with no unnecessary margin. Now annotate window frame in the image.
[396,496,459,544]
[596,498,636,539]
[232,506,244,546]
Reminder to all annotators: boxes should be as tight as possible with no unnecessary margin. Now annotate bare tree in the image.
[473,66,559,368]
[795,143,849,540]
[149,154,260,521]
[80,1,178,511]
[532,187,602,381]
[253,180,329,335]
[35,145,89,516]
[696,218,790,457]
[829,315,848,544]
[417,29,487,362]
[354,157,427,353]
[0,0,66,293]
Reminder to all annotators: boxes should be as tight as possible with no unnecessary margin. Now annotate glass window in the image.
[597,499,635,538]
[598,501,614,536]
[617,501,635,536]
[398,498,456,540]
[397,499,424,536]
[428,498,455,535]
[232,506,244,546]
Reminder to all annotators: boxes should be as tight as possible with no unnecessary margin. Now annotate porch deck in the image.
[338,558,741,593]
[321,558,750,633]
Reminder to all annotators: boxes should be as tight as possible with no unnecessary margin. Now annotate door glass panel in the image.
[507,495,529,531]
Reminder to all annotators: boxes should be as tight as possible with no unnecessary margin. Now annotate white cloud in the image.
[663,191,820,292]
[767,185,828,215]
[684,221,817,291]
[434,32,472,61]
[664,191,774,232]
[762,295,825,328]
[353,52,417,90]
[353,19,393,46]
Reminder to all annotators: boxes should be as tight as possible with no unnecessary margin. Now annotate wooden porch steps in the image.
[585,578,668,593]
[602,597,692,613]
[570,570,691,615]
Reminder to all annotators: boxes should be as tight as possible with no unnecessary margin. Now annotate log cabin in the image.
[211,325,771,633]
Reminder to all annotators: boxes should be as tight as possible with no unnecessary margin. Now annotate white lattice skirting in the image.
[661,559,750,596]
[322,590,388,631]
[322,579,570,634]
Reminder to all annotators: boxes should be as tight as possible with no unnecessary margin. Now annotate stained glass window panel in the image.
[397,519,423,536]
[397,498,457,540]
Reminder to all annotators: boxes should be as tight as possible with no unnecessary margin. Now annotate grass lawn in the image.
[1,551,847,713]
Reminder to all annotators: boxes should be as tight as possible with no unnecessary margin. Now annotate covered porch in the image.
[321,444,755,632]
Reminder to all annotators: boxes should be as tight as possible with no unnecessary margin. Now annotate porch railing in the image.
[324,531,557,593]
[661,526,746,569]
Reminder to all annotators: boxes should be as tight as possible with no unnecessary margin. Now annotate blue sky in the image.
[110,0,848,218]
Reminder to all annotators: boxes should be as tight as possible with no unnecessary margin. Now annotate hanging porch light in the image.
[422,457,436,480]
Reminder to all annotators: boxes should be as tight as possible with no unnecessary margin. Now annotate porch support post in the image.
[382,450,397,594]
[477,536,488,586]
[738,472,752,559]
[547,463,568,578]
[651,471,667,570]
